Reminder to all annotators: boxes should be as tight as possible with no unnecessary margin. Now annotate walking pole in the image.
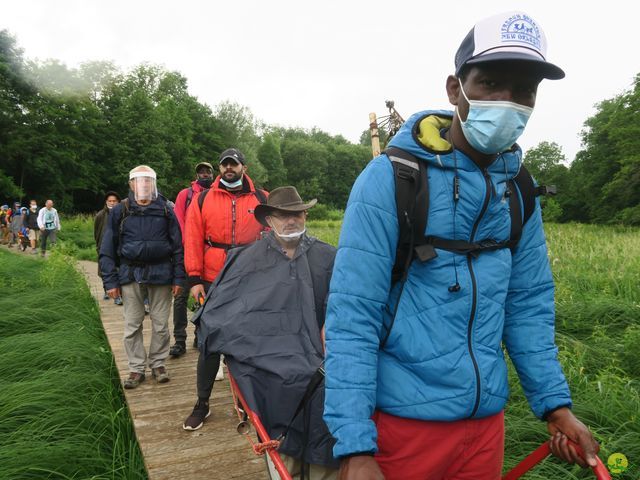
[502,440,610,480]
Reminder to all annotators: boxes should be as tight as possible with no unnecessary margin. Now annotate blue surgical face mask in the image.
[457,80,533,155]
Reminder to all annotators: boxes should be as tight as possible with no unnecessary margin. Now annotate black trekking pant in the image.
[193,280,219,400]
[40,229,57,252]
[196,350,221,400]
[172,283,189,343]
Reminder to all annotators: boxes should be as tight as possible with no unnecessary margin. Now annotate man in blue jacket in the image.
[100,165,185,389]
[324,11,599,480]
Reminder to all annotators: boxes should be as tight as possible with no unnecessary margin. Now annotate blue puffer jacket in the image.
[99,193,185,290]
[324,110,572,458]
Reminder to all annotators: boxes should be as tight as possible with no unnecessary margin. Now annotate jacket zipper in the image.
[467,168,492,418]
[231,198,237,247]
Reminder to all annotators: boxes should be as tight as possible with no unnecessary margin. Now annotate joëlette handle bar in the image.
[228,371,292,480]
[502,440,610,480]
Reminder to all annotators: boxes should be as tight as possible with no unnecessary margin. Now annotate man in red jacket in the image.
[182,147,268,430]
[169,161,215,357]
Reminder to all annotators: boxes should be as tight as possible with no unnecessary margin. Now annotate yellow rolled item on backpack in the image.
[417,115,453,152]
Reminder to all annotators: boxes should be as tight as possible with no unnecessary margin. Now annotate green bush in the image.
[307,203,344,221]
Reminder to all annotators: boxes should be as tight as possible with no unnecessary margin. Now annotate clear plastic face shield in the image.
[129,171,158,203]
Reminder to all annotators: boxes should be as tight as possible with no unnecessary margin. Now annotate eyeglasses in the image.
[269,211,305,220]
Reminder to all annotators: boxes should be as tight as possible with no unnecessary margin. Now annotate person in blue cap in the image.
[324,11,599,480]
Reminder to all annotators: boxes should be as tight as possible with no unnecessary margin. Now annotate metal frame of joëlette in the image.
[228,370,293,480]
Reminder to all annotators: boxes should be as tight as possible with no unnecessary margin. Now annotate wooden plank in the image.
[77,261,269,480]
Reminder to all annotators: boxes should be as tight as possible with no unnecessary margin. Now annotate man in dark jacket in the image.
[196,186,337,479]
[100,165,185,389]
[26,200,40,253]
[94,191,121,303]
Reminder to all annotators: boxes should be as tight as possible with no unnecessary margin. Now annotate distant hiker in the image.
[16,207,30,251]
[8,201,22,248]
[196,186,338,479]
[182,148,267,430]
[94,191,122,304]
[99,165,185,389]
[26,200,40,253]
[168,161,215,357]
[37,200,61,257]
[1,205,10,245]
[323,11,599,479]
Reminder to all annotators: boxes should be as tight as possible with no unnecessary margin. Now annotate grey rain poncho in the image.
[193,233,338,468]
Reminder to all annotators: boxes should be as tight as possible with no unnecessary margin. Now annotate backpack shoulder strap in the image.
[253,188,267,204]
[118,199,130,232]
[385,146,430,284]
[507,164,540,250]
[197,188,210,212]
[380,147,430,350]
[185,187,194,209]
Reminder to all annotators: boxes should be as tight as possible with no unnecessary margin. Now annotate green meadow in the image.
[4,219,639,478]
[0,249,146,480]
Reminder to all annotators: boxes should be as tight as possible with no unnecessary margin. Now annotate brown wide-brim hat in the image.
[254,186,317,227]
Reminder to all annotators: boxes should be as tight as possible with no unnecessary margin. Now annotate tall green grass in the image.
[0,249,146,480]
[502,223,640,478]
[57,214,99,261]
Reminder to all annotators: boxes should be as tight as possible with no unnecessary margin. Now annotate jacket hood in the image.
[387,109,523,178]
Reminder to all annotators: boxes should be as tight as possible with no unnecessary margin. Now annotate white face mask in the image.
[274,227,306,241]
[220,177,243,189]
[30,205,37,211]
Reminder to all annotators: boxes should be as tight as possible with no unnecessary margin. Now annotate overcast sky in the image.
[3,0,639,163]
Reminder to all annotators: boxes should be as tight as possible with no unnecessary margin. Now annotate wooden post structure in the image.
[369,112,381,158]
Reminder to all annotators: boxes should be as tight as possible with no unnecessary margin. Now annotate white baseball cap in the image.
[454,11,564,80]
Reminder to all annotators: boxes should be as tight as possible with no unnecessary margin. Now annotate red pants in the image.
[374,410,504,480]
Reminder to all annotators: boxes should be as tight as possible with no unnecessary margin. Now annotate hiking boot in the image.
[183,399,210,431]
[169,342,186,357]
[123,372,145,389]
[152,366,170,383]
[114,296,123,306]
[103,292,110,300]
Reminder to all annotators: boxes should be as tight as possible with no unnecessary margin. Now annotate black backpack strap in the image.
[276,365,325,442]
[385,147,430,284]
[380,147,430,349]
[507,165,538,250]
[185,187,194,209]
[253,188,267,204]
[118,198,130,236]
[197,188,210,212]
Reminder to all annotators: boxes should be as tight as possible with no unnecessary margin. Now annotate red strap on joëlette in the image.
[502,440,610,480]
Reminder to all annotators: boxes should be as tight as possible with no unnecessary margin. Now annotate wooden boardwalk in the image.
[78,260,269,480]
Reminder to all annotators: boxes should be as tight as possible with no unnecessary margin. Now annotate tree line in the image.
[0,30,370,213]
[522,71,640,225]
[2,30,639,224]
